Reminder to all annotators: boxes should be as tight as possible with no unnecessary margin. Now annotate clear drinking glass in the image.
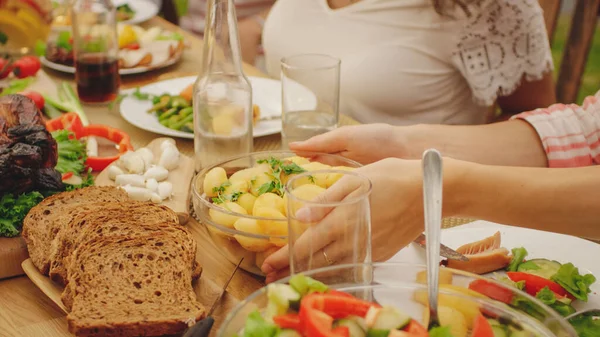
[285,170,372,276]
[193,0,253,172]
[71,0,120,104]
[281,54,340,149]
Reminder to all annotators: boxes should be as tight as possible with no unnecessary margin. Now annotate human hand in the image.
[289,124,411,165]
[261,158,426,283]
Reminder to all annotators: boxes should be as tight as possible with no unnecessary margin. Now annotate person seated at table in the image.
[179,0,274,66]
[260,89,600,283]
[240,0,556,125]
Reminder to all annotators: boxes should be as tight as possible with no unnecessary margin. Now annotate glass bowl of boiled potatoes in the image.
[192,151,362,275]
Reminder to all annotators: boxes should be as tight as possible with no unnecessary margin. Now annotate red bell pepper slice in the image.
[273,314,303,332]
[468,279,515,304]
[404,320,428,337]
[332,326,350,337]
[301,293,378,319]
[301,308,345,337]
[327,290,354,298]
[506,272,568,298]
[46,113,134,171]
[472,314,494,337]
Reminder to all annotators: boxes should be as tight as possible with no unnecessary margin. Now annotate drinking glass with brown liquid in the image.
[71,0,120,104]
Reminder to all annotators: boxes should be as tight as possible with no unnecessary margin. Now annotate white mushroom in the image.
[158,145,179,171]
[121,185,153,202]
[115,174,145,187]
[86,136,98,157]
[157,181,173,200]
[107,165,125,181]
[150,193,162,203]
[144,166,169,182]
[135,148,155,168]
[159,139,176,152]
[146,178,159,192]
[119,151,146,174]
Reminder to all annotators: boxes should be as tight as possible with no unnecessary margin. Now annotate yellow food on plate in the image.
[236,193,257,214]
[118,24,137,48]
[253,193,286,216]
[413,290,480,328]
[209,202,247,229]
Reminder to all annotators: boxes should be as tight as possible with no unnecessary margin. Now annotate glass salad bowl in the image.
[217,263,577,337]
[191,151,362,275]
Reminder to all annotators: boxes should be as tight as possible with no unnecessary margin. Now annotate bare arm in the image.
[237,6,274,64]
[403,120,548,167]
[445,160,600,240]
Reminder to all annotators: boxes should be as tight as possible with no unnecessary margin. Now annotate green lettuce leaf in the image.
[244,311,279,337]
[535,287,576,317]
[551,263,596,302]
[0,192,44,237]
[507,247,528,272]
[52,130,87,175]
[569,315,600,337]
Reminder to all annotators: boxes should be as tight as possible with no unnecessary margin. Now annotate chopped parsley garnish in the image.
[256,157,309,197]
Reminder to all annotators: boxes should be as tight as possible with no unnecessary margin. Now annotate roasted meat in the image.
[0,94,63,194]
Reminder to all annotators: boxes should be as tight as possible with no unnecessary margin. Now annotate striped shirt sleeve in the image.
[511,90,600,167]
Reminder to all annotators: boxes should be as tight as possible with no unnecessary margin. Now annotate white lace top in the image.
[262,0,553,125]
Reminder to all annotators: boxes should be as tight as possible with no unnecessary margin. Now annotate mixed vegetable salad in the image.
[238,275,529,337]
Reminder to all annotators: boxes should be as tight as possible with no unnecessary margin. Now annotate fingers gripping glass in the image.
[285,170,373,276]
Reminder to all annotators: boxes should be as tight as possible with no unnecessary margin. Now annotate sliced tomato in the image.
[19,91,45,110]
[404,320,428,337]
[273,313,302,332]
[300,307,341,337]
[472,314,494,337]
[332,326,350,337]
[327,290,354,298]
[301,293,378,319]
[468,279,515,304]
[506,272,568,298]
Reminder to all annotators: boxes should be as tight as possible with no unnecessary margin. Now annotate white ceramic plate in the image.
[52,0,158,25]
[40,52,181,76]
[119,76,317,139]
[388,221,600,311]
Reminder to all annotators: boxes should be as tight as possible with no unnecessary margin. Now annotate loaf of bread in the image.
[66,234,205,336]
[48,201,180,286]
[22,186,205,336]
[22,186,129,274]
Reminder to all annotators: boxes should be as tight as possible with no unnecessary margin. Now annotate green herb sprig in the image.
[256,157,309,197]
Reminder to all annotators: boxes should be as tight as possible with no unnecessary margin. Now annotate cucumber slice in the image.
[336,317,367,337]
[267,284,301,311]
[517,259,562,279]
[491,325,508,337]
[277,329,302,337]
[367,306,411,331]
[367,329,390,337]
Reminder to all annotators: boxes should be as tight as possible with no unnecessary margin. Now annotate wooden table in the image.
[0,16,472,337]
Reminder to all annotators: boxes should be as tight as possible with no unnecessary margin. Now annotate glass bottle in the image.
[193,0,253,172]
[71,0,120,104]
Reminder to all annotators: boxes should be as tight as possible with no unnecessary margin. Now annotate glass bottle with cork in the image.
[71,0,120,104]
[193,0,253,172]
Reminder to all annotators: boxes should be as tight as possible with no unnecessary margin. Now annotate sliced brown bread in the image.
[22,186,129,274]
[66,234,205,337]
[48,201,180,286]
[61,220,199,310]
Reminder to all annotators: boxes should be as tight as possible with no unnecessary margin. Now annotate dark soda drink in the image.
[75,54,120,104]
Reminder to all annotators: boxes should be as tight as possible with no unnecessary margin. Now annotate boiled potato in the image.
[296,162,331,188]
[254,207,287,235]
[284,184,326,217]
[236,193,257,214]
[249,172,274,196]
[212,113,235,135]
[423,306,468,337]
[203,167,228,197]
[233,218,273,252]
[229,165,269,184]
[283,156,310,165]
[224,179,249,195]
[209,202,248,229]
[253,192,286,215]
[325,166,355,187]
[256,246,280,269]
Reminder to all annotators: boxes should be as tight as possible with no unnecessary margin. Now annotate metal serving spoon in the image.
[422,149,444,329]
[566,308,600,320]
